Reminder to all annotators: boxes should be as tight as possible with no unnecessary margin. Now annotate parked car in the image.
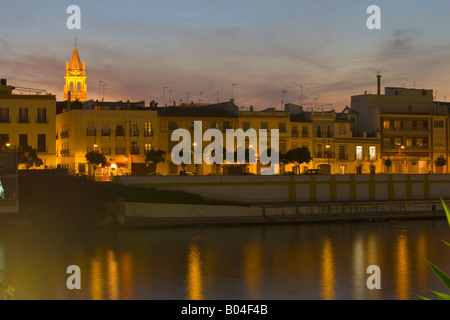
[303,169,322,175]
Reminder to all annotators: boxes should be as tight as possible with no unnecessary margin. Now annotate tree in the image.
[145,149,166,173]
[285,147,312,173]
[18,144,43,170]
[384,157,392,173]
[435,156,447,173]
[149,100,159,108]
[85,151,107,178]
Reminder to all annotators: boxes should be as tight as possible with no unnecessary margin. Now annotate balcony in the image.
[315,152,334,159]
[36,116,48,124]
[302,132,309,138]
[384,126,429,132]
[130,129,139,137]
[338,154,348,160]
[101,129,111,137]
[87,128,96,136]
[0,116,10,123]
[130,147,139,155]
[116,128,125,137]
[17,116,29,123]
[144,130,153,137]
[291,132,299,138]
[60,149,70,157]
[60,131,69,139]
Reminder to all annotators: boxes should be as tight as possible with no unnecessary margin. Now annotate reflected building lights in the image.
[320,237,335,300]
[107,250,119,300]
[243,242,262,300]
[352,234,365,300]
[89,258,103,300]
[395,234,410,300]
[187,240,204,300]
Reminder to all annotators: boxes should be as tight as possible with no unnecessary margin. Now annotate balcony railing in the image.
[36,116,48,124]
[291,132,299,138]
[130,129,139,137]
[384,126,429,131]
[302,132,309,138]
[338,154,348,160]
[130,147,139,155]
[60,149,70,157]
[116,147,125,155]
[144,130,154,137]
[18,116,29,123]
[101,129,111,136]
[315,152,335,159]
[0,116,10,123]
[116,128,125,137]
[60,131,69,139]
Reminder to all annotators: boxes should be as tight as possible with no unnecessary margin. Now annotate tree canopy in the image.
[85,151,107,177]
[18,144,43,169]
[145,149,166,173]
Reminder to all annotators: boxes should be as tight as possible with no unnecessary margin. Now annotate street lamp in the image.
[5,143,10,148]
[94,144,98,153]
[326,144,331,174]
[398,145,405,173]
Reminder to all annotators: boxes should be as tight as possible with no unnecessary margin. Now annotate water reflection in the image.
[320,237,335,300]
[186,239,204,300]
[0,219,448,300]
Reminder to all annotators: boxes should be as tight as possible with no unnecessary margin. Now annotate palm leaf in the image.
[426,260,450,291]
[441,198,450,229]
[429,290,450,300]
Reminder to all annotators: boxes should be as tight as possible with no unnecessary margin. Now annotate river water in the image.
[0,218,449,300]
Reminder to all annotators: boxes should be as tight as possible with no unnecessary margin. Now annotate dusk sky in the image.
[1,0,450,111]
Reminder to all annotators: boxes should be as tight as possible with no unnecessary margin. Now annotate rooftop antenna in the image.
[217,91,219,103]
[101,82,107,102]
[163,87,169,107]
[169,89,173,105]
[199,91,203,103]
[98,80,104,101]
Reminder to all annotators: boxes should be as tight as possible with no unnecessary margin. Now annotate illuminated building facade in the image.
[63,44,87,102]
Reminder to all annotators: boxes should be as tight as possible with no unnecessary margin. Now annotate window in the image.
[383,121,390,129]
[116,125,125,136]
[394,138,402,147]
[144,122,153,136]
[144,143,152,153]
[406,138,412,148]
[19,134,27,147]
[37,134,46,152]
[339,146,346,160]
[261,122,268,130]
[87,122,96,136]
[0,108,9,123]
[339,124,346,134]
[211,122,220,130]
[168,122,178,131]
[408,105,412,112]
[369,146,376,161]
[326,126,332,138]
[130,141,139,155]
[302,127,308,137]
[37,108,47,123]
[316,125,322,138]
[18,108,28,123]
[279,123,287,133]
[189,122,195,130]
[383,138,390,150]
[339,165,346,174]
[356,146,363,160]
[130,121,139,136]
[291,126,298,137]
[0,134,9,146]
[394,120,401,130]
[223,121,231,131]
[434,120,444,128]
[416,138,423,148]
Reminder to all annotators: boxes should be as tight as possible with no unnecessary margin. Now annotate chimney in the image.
[376,74,382,95]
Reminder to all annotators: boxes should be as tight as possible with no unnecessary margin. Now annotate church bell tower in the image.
[64,42,87,102]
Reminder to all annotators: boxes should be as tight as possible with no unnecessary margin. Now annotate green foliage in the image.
[85,151,107,177]
[384,157,392,168]
[421,198,450,300]
[18,144,43,169]
[144,149,166,173]
[285,147,312,165]
[435,155,447,168]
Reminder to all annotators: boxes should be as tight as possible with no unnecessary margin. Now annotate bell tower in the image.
[64,42,87,102]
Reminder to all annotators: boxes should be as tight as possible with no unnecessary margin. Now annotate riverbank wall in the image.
[114,199,447,227]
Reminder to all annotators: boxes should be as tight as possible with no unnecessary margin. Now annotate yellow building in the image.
[56,107,159,179]
[0,79,56,169]
[158,100,240,175]
[63,44,87,102]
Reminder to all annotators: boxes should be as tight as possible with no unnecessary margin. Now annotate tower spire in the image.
[64,41,87,102]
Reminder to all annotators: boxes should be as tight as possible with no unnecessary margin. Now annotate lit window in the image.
[356,146,363,160]
[369,146,376,161]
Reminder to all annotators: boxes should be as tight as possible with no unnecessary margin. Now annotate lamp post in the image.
[398,145,405,174]
[326,144,331,174]
[94,144,98,153]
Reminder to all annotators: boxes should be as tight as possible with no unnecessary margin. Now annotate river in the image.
[0,218,449,300]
